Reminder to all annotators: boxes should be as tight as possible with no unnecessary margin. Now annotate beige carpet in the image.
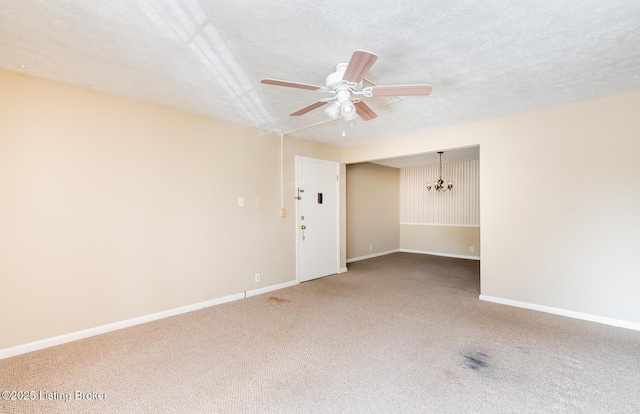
[2,253,639,413]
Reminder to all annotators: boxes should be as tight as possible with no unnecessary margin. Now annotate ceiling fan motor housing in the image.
[326,62,362,92]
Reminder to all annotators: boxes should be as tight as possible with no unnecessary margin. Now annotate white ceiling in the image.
[1,1,639,148]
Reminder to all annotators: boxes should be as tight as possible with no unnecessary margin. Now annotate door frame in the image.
[295,156,340,282]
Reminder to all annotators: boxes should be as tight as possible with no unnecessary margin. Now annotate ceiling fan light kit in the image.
[339,92,357,121]
[261,50,432,123]
[324,101,342,119]
[427,151,454,192]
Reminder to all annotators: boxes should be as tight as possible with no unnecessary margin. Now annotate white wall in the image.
[343,91,640,326]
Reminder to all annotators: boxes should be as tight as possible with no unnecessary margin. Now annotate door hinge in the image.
[336,174,339,181]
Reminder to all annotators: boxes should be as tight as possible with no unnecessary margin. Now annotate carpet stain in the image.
[464,352,490,371]
[267,296,291,304]
[443,368,463,387]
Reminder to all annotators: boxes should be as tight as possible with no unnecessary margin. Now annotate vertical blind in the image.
[400,160,479,225]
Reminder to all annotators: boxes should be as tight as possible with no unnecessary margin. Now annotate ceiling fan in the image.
[260,50,432,122]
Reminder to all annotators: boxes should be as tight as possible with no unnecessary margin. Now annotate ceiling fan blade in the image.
[289,101,328,116]
[261,78,323,91]
[354,101,377,121]
[369,84,433,97]
[342,50,378,84]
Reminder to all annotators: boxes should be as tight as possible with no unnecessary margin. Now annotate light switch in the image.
[238,197,244,207]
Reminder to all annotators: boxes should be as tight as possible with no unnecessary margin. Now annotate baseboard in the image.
[337,267,348,274]
[479,295,640,331]
[1,280,299,360]
[346,249,400,263]
[399,249,480,261]
[245,280,299,298]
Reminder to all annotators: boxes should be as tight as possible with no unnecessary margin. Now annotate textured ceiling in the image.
[1,1,639,147]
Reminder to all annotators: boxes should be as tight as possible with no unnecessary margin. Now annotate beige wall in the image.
[400,225,480,258]
[3,68,639,351]
[346,163,399,260]
[0,69,339,350]
[343,91,640,324]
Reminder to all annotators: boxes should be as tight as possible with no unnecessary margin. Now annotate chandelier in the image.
[427,151,453,192]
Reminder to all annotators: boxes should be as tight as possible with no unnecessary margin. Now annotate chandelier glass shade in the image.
[427,151,453,192]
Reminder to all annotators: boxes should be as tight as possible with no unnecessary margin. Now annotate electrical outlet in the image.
[255,198,261,208]
[254,273,260,283]
[470,247,475,253]
[369,245,373,251]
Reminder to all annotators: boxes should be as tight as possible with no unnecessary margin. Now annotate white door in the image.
[296,156,339,282]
